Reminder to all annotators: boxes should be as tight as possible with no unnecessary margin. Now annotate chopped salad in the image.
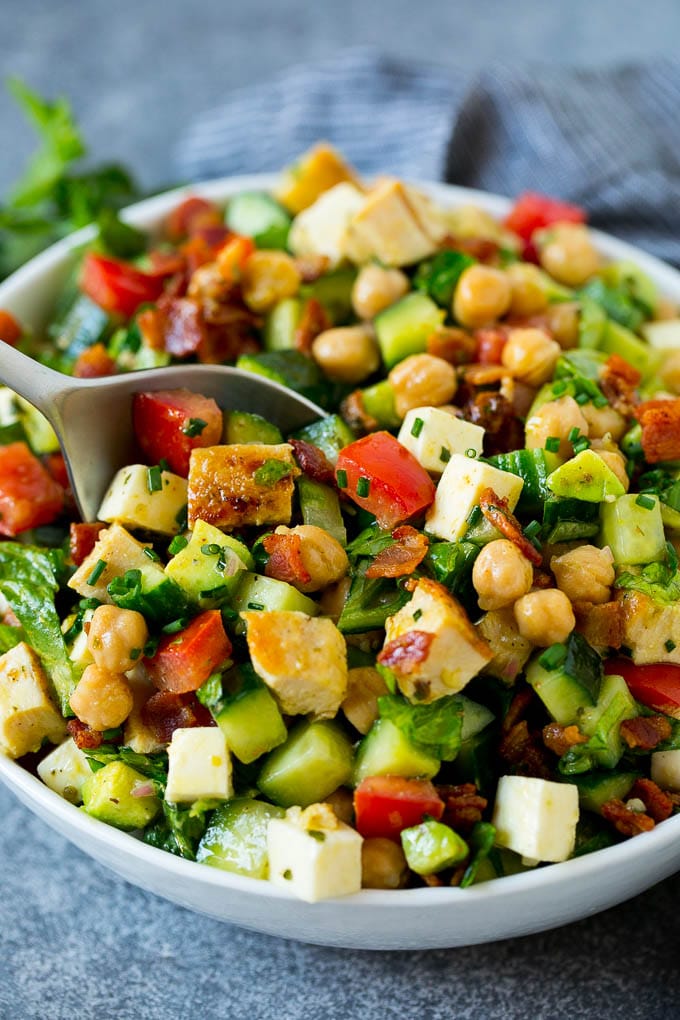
[2,140,680,903]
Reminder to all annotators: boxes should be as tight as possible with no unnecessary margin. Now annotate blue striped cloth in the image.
[176,48,680,265]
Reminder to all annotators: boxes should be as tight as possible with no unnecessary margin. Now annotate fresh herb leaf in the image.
[196,671,224,711]
[414,250,476,308]
[254,460,293,486]
[337,568,410,634]
[460,822,496,888]
[378,693,464,761]
[616,560,680,606]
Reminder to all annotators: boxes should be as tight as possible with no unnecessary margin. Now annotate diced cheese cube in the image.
[242,611,347,718]
[188,444,299,530]
[275,143,360,215]
[288,183,365,267]
[641,318,680,350]
[68,523,157,601]
[0,642,66,758]
[398,407,485,475]
[98,464,188,536]
[492,775,579,863]
[425,454,524,542]
[123,667,164,755]
[267,804,362,902]
[165,727,232,803]
[37,738,92,803]
[651,749,680,791]
[344,180,445,267]
[381,577,492,702]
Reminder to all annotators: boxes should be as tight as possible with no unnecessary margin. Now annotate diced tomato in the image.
[354,776,445,841]
[81,253,167,319]
[0,441,64,536]
[73,342,117,378]
[0,309,22,346]
[165,196,223,242]
[69,522,106,566]
[45,451,70,490]
[475,326,509,365]
[605,659,680,720]
[335,431,436,530]
[133,388,223,477]
[504,192,586,243]
[145,610,232,694]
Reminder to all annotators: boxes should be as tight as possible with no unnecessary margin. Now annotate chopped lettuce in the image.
[616,559,680,606]
[460,822,496,888]
[378,693,464,761]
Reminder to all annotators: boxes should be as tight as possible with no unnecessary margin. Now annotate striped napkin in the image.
[175,48,680,265]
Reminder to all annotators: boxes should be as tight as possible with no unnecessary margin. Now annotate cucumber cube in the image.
[354,718,439,785]
[264,298,302,351]
[600,494,666,565]
[82,761,161,831]
[257,720,354,808]
[225,191,291,250]
[230,572,319,616]
[196,798,285,878]
[374,292,444,368]
[215,681,287,764]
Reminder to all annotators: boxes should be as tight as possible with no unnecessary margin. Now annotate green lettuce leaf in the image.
[378,693,464,761]
[616,560,680,606]
[460,821,496,888]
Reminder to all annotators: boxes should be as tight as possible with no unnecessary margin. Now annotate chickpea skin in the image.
[580,401,627,441]
[591,448,629,491]
[472,540,534,611]
[513,589,576,647]
[361,838,410,889]
[69,664,134,731]
[311,325,380,384]
[501,327,561,387]
[544,302,580,349]
[388,353,457,418]
[551,545,615,605]
[240,251,301,313]
[351,265,409,320]
[524,395,589,461]
[273,524,348,593]
[538,223,600,287]
[506,263,549,317]
[453,265,511,328]
[87,605,149,674]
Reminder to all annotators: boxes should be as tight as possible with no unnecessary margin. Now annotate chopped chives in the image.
[544,437,560,453]
[283,869,292,881]
[635,494,656,510]
[201,543,221,556]
[593,394,609,408]
[129,647,141,661]
[411,417,424,438]
[665,639,676,653]
[147,465,163,492]
[439,446,451,464]
[143,636,159,658]
[336,469,348,489]
[143,547,161,562]
[538,643,567,670]
[567,426,581,443]
[413,608,423,622]
[182,417,207,437]
[247,601,264,610]
[573,438,591,454]
[308,830,326,842]
[200,585,231,599]
[575,392,589,406]
[161,617,189,635]
[79,598,101,610]
[524,520,541,539]
[552,380,568,396]
[465,448,478,458]
[175,504,188,530]
[168,534,188,555]
[158,458,170,473]
[356,476,371,498]
[86,559,107,586]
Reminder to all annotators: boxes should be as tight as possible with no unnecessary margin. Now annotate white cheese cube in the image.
[0,642,66,758]
[426,454,524,542]
[398,407,485,475]
[267,809,363,902]
[288,182,365,267]
[641,319,680,349]
[68,523,160,601]
[651,749,680,791]
[98,464,188,536]
[492,775,579,863]
[37,738,92,803]
[165,727,232,803]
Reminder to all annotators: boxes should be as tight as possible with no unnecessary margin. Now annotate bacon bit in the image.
[460,362,508,387]
[340,390,379,434]
[215,236,256,284]
[620,715,672,751]
[427,327,476,365]
[573,600,624,651]
[198,312,261,364]
[137,307,166,350]
[542,722,588,757]
[67,718,103,750]
[601,798,655,837]
[449,863,469,887]
[599,354,640,416]
[365,525,429,579]
[289,439,336,486]
[606,353,641,387]
[441,235,500,262]
[142,690,214,744]
[69,522,106,567]
[294,253,331,282]
[437,783,488,834]
[192,225,231,250]
[479,487,542,566]
[263,532,312,587]
[73,343,116,379]
[532,568,553,589]
[0,309,22,346]
[498,719,553,779]
[377,630,434,676]
[634,398,680,464]
[474,326,511,365]
[161,297,206,357]
[501,687,534,734]
[148,250,187,278]
[166,196,223,242]
[630,778,674,822]
[462,391,523,455]
[181,234,224,276]
[422,873,445,887]
[294,298,331,354]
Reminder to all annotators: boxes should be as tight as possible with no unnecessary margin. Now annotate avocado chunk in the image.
[547,449,625,503]
[82,761,161,831]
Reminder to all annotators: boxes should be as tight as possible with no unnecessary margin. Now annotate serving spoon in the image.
[0,342,325,522]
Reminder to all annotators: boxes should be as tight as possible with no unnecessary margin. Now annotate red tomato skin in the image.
[81,253,166,319]
[0,309,22,346]
[0,442,64,536]
[605,658,680,720]
[132,388,223,476]
[145,610,232,694]
[354,776,445,841]
[335,432,436,530]
[504,192,586,243]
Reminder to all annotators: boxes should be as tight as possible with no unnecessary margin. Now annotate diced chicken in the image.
[0,642,66,758]
[275,143,361,215]
[476,608,533,684]
[187,444,299,530]
[98,464,188,536]
[241,610,347,718]
[379,577,493,702]
[344,180,448,267]
[267,803,363,902]
[619,591,680,665]
[68,523,156,601]
[288,183,365,267]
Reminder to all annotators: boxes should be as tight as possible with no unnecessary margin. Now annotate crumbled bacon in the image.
[440,235,500,262]
[166,196,223,242]
[573,600,624,651]
[365,526,429,579]
[289,439,336,486]
[73,343,116,379]
[620,715,672,751]
[160,297,206,357]
[599,353,640,416]
[601,798,655,837]
[462,391,523,455]
[294,254,331,282]
[340,390,379,434]
[474,326,511,365]
[377,630,434,676]
[67,718,103,750]
[630,778,674,822]
[498,719,553,779]
[542,722,587,757]
[501,687,534,734]
[294,298,331,354]
[69,522,106,567]
[437,782,488,834]
[460,363,508,387]
[263,532,312,587]
[142,690,214,744]
[479,487,543,566]
[426,327,476,365]
[634,398,680,464]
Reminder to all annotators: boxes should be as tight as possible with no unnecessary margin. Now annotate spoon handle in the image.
[0,342,63,421]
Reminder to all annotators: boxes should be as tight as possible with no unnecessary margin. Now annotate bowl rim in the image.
[1,172,680,912]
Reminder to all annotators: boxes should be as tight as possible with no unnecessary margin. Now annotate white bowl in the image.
[1,176,680,950]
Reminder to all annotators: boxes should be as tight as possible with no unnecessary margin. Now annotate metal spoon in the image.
[0,342,324,522]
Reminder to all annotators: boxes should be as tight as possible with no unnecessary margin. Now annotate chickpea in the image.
[274,524,348,592]
[69,664,134,731]
[453,265,511,328]
[87,605,149,673]
[591,447,629,491]
[240,251,301,313]
[361,838,409,890]
[342,667,389,734]
[551,544,615,605]
[351,265,409,320]
[311,325,380,384]
[506,263,548,317]
[524,395,589,461]
[544,301,580,349]
[660,350,680,395]
[324,786,354,826]
[472,540,534,611]
[388,353,457,418]
[538,224,600,287]
[501,327,561,387]
[513,589,576,647]
[580,401,627,441]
